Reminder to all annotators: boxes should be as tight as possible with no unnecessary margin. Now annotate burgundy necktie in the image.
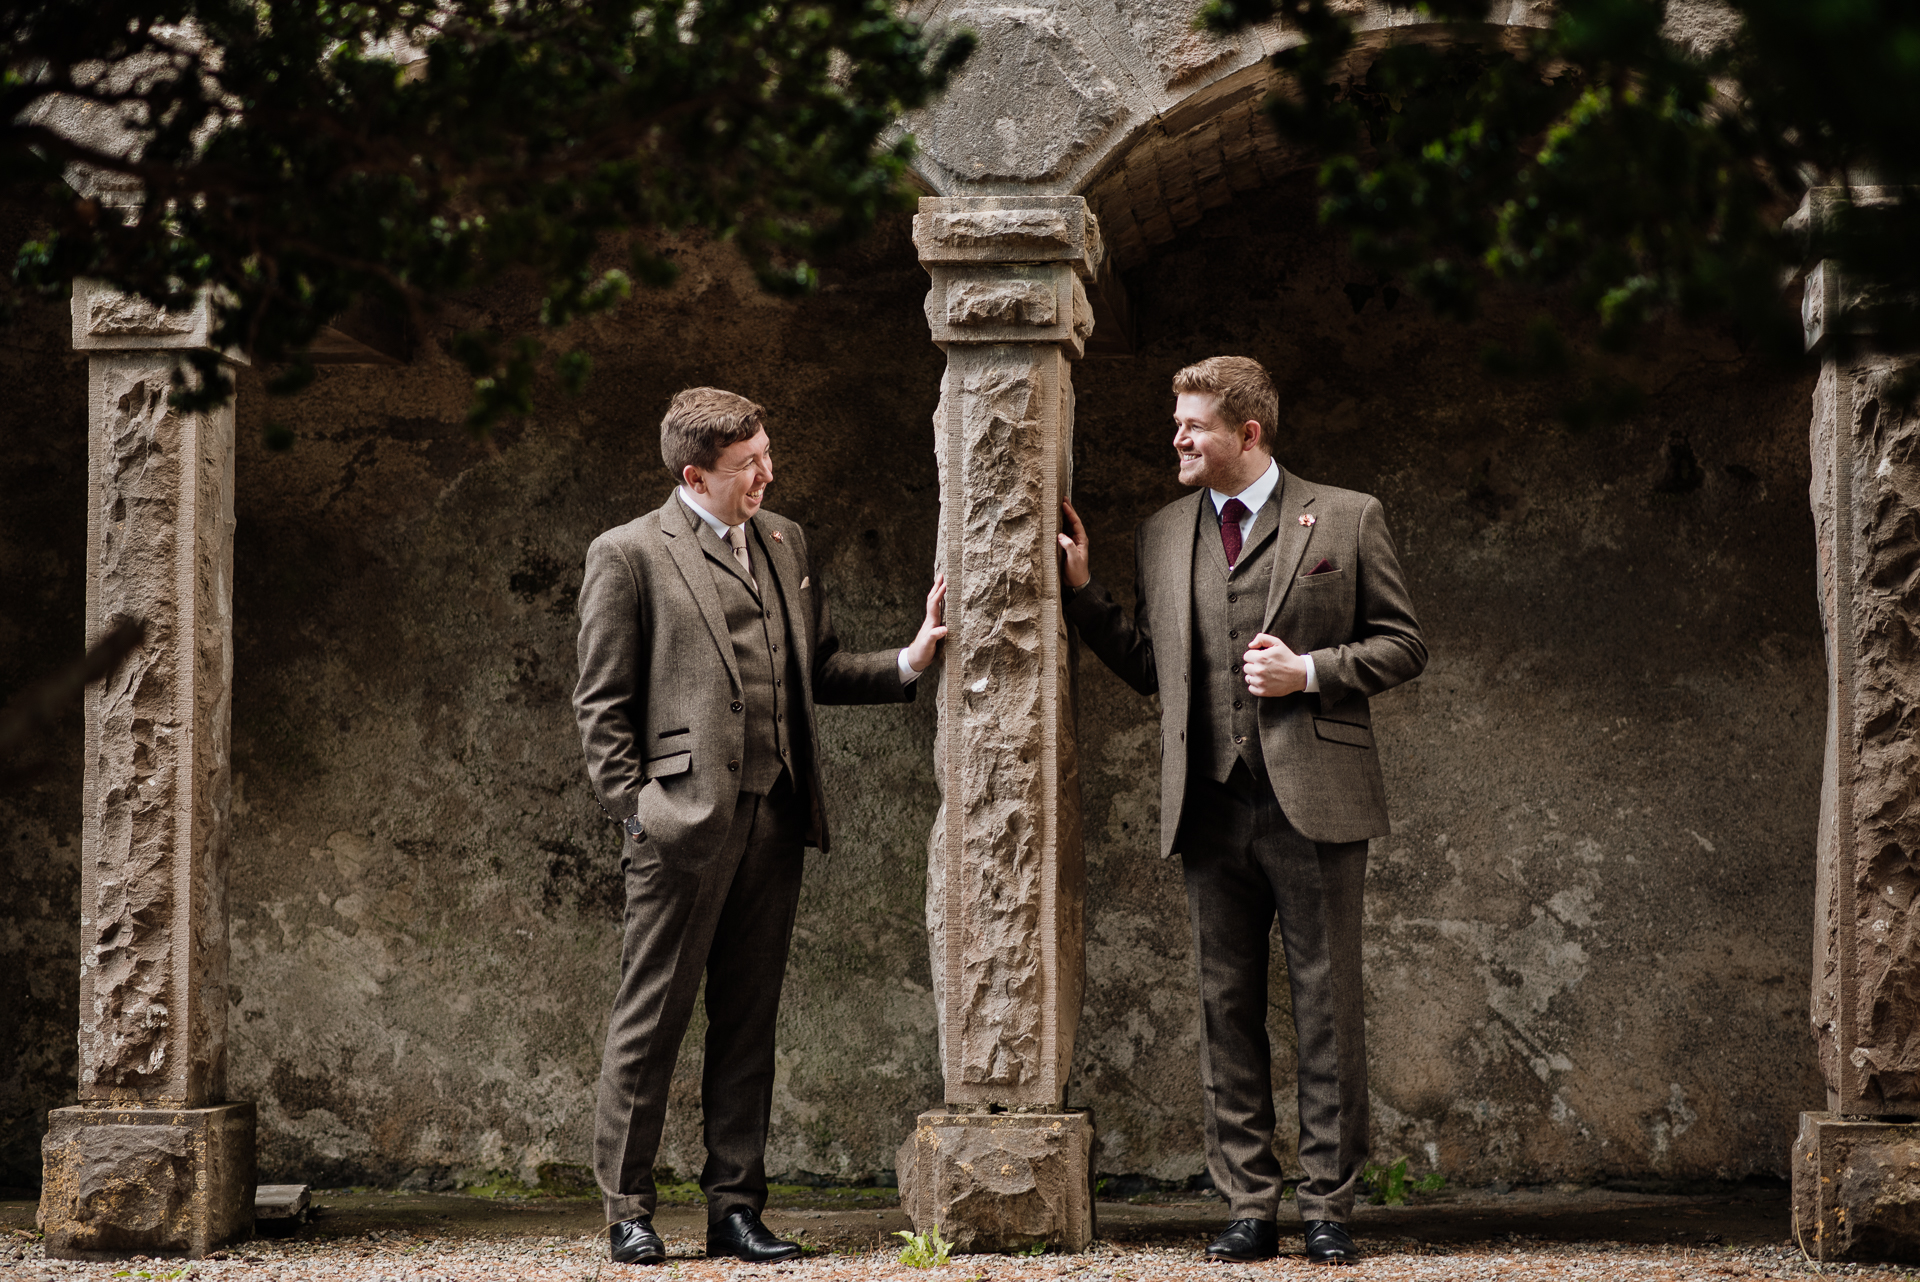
[1220,498,1249,567]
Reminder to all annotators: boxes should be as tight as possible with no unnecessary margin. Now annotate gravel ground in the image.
[5,1188,1918,1282]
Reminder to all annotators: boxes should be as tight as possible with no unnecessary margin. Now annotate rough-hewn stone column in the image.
[896,196,1095,1253]
[1792,187,1920,1264]
[38,280,255,1261]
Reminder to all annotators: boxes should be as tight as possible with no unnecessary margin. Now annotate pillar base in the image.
[1793,1110,1920,1262]
[38,1102,256,1260]
[897,1108,1095,1253]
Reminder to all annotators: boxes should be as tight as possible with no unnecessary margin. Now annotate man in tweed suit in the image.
[573,387,947,1266]
[1059,357,1426,1265]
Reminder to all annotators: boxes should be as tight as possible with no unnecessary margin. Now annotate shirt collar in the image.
[1210,458,1281,516]
[677,485,737,541]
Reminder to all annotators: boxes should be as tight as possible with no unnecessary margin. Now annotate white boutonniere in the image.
[1299,513,1316,527]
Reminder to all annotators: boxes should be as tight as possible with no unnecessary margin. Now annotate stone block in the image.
[39,1103,255,1260]
[924,264,1091,356]
[72,279,249,360]
[914,196,1103,277]
[912,8,1124,189]
[1794,1112,1920,1262]
[897,1109,1094,1254]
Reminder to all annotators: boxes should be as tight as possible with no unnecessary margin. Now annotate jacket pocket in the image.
[1313,718,1374,749]
[645,750,692,778]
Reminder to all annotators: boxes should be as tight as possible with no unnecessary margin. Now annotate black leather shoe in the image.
[1304,1219,1360,1264]
[706,1208,802,1262]
[1206,1218,1280,1261]
[608,1216,665,1265]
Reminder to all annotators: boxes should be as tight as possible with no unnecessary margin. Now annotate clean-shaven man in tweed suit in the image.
[573,387,946,1266]
[1059,356,1426,1265]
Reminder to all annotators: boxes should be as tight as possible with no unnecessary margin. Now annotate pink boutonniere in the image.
[771,530,783,543]
[1299,513,1316,527]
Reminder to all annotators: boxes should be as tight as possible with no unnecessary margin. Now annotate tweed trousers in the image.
[1178,763,1369,1223]
[594,777,806,1226]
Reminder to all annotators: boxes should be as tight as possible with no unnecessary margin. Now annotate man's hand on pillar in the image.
[1059,500,1091,590]
[904,575,949,673]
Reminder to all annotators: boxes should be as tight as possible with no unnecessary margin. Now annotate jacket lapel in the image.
[660,493,742,691]
[754,517,809,678]
[1160,493,1203,698]
[1263,468,1318,631]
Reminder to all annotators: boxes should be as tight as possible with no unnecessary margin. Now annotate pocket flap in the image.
[1313,718,1374,749]
[646,750,692,778]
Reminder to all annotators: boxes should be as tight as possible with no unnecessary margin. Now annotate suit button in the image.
[728,760,740,772]
[1228,593,1238,603]
[731,700,743,713]
[1231,664,1241,674]
[1229,629,1239,639]
[1233,700,1243,710]
[1179,731,1186,741]
[1235,735,1246,745]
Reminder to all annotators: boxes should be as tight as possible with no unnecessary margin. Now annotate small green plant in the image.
[1022,1240,1047,1255]
[1361,1157,1446,1206]
[895,1223,954,1268]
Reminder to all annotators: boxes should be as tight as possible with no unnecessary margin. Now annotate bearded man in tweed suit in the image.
[1059,356,1427,1265]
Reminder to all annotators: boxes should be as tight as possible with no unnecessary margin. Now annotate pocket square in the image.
[800,576,810,590]
[1306,558,1335,576]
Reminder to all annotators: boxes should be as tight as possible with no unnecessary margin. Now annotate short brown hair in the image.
[661,387,766,478]
[1172,357,1279,451]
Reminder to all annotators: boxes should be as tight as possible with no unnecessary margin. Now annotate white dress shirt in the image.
[1207,461,1319,693]
[677,488,919,684]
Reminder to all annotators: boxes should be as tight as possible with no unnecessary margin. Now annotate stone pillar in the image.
[1792,188,1920,1263]
[895,197,1097,1254]
[38,280,255,1261]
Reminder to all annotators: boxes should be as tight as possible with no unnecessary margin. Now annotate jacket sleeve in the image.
[1061,524,1160,697]
[800,527,916,707]
[1309,497,1428,705]
[573,535,649,822]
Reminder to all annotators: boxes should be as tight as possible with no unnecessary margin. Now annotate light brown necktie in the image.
[727,524,758,593]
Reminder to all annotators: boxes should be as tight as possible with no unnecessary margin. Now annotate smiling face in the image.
[1172,391,1269,495]
[684,428,774,526]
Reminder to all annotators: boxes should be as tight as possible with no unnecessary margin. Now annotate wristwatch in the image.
[623,814,647,842]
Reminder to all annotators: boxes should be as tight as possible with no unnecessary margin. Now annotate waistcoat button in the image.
[728,760,740,772]
[731,700,743,713]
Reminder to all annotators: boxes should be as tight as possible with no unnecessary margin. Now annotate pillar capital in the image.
[70,279,249,362]
[912,195,1103,276]
[914,197,1101,358]
[1792,187,1918,353]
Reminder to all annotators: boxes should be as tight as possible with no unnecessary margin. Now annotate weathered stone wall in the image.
[3,174,1821,1192]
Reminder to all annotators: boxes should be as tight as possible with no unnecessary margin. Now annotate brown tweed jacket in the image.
[573,493,911,855]
[1065,467,1427,849]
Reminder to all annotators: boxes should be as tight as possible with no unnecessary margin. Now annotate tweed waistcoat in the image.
[1189,497,1279,785]
[702,524,801,796]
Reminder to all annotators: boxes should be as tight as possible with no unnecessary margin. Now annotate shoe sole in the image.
[610,1250,666,1265]
[706,1248,803,1262]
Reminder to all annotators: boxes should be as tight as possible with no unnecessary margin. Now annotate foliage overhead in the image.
[3,0,970,432]
[1199,0,1920,423]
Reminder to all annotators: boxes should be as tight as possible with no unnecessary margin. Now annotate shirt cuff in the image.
[1302,653,1319,693]
[898,648,921,685]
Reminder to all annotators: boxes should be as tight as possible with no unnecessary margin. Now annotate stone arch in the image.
[902,2,1551,270]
